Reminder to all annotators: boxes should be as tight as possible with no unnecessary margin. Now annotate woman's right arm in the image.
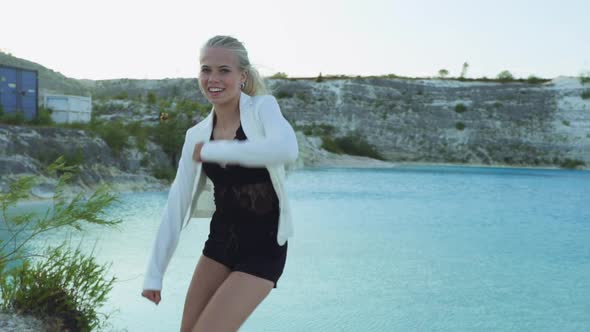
[142,128,198,293]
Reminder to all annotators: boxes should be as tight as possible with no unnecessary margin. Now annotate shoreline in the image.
[301,155,588,172]
[5,159,588,207]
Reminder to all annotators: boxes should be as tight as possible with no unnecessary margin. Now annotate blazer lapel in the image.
[239,92,255,139]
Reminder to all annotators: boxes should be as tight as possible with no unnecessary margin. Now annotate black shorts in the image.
[202,210,288,288]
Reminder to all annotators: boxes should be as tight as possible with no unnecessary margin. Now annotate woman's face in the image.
[199,47,246,106]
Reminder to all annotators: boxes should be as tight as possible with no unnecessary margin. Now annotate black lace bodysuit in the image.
[201,115,287,288]
[201,118,280,218]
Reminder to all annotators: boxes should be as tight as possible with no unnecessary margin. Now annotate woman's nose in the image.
[208,72,220,83]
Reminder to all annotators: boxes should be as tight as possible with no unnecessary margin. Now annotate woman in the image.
[141,35,298,332]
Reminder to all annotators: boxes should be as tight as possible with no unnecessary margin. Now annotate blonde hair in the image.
[199,35,268,96]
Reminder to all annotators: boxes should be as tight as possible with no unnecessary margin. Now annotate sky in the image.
[1,0,589,80]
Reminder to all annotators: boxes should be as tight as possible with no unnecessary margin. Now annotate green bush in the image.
[320,136,344,154]
[153,111,192,168]
[497,70,514,82]
[30,107,54,126]
[526,75,544,84]
[65,148,85,166]
[559,159,586,169]
[152,166,176,181]
[298,123,336,137]
[580,72,590,84]
[93,120,129,156]
[321,134,384,160]
[114,91,128,100]
[0,157,120,330]
[456,122,466,130]
[270,72,288,79]
[581,91,590,99]
[275,91,294,99]
[126,121,149,151]
[454,103,467,113]
[147,91,157,105]
[0,111,25,125]
[0,245,115,331]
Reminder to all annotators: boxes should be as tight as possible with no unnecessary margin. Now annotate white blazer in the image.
[143,92,298,291]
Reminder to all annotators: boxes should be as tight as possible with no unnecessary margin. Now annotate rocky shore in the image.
[0,313,47,332]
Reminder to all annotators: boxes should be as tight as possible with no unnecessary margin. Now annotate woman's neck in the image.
[213,97,240,128]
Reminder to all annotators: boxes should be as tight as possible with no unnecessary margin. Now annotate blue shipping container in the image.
[0,65,38,121]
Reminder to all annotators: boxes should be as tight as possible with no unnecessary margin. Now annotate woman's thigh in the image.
[180,255,231,332]
[191,271,274,332]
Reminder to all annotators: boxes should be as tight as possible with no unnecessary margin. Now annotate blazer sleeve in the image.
[200,95,298,167]
[143,129,197,291]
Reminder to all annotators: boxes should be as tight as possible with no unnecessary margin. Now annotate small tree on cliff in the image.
[460,62,469,79]
[497,70,514,82]
[438,69,449,79]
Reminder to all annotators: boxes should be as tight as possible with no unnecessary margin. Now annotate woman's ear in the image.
[241,71,248,84]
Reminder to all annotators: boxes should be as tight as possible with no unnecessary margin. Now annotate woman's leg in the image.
[180,255,232,332]
[191,271,274,332]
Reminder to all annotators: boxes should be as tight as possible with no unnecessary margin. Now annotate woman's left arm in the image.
[200,96,298,167]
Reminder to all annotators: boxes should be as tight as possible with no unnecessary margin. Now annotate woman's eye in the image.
[201,68,210,73]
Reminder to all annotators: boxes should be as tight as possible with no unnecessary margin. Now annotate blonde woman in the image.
[141,35,298,331]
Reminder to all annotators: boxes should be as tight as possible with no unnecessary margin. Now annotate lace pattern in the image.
[214,181,279,216]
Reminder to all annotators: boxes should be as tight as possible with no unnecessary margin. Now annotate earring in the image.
[240,82,245,89]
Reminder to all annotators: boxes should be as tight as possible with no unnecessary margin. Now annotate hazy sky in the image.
[2,0,588,80]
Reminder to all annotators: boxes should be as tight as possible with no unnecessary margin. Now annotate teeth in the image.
[209,88,223,92]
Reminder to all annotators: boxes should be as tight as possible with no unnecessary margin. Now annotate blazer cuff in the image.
[143,276,163,291]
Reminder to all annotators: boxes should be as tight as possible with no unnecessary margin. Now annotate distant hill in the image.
[0,51,90,96]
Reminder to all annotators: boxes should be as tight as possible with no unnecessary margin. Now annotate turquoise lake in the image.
[7,166,590,331]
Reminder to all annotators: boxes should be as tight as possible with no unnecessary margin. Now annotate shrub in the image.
[321,134,384,160]
[30,107,54,126]
[0,245,115,331]
[581,91,590,99]
[315,73,324,83]
[126,121,149,151]
[0,157,120,330]
[454,103,467,113]
[456,122,466,130]
[497,70,514,82]
[152,166,176,181]
[275,91,294,99]
[559,159,586,169]
[270,72,288,79]
[147,91,157,105]
[580,72,590,84]
[526,75,544,84]
[153,111,192,168]
[298,123,336,137]
[0,110,25,125]
[114,91,128,100]
[320,136,344,154]
[562,120,570,126]
[93,120,129,156]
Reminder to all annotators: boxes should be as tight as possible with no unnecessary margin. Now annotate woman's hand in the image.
[193,142,205,163]
[142,289,161,305]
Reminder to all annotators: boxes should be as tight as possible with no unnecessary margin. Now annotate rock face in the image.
[270,77,590,168]
[1,75,589,195]
[0,124,169,194]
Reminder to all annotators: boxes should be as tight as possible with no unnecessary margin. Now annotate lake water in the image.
[7,166,590,331]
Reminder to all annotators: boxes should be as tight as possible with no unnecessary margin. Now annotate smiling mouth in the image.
[208,87,224,93]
